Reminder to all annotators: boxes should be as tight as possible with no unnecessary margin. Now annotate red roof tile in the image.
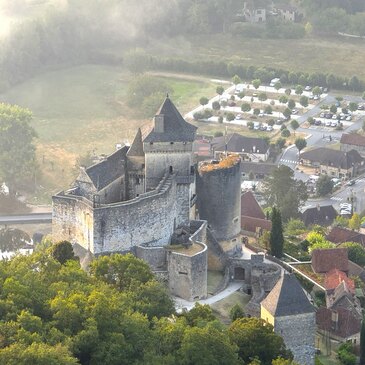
[241,216,272,233]
[326,227,365,245]
[324,269,355,294]
[311,248,349,273]
[340,133,365,147]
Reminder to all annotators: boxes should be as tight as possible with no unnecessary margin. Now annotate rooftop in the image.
[340,133,365,147]
[311,248,349,274]
[261,273,315,317]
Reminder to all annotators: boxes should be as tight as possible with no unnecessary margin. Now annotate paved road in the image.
[0,213,52,224]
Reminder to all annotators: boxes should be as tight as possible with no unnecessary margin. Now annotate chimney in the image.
[154,114,164,133]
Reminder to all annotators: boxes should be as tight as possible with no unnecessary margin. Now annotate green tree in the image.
[349,213,361,231]
[349,102,358,112]
[253,108,260,116]
[0,103,37,193]
[179,325,241,365]
[51,241,76,265]
[241,103,251,112]
[312,86,322,96]
[342,242,365,266]
[252,79,261,90]
[279,95,288,104]
[288,99,296,110]
[274,82,282,91]
[299,96,309,107]
[216,85,224,99]
[258,93,268,101]
[227,112,235,121]
[229,317,292,365]
[295,85,303,95]
[281,129,290,138]
[330,104,338,114]
[265,105,273,114]
[200,96,209,109]
[291,120,299,135]
[337,342,356,365]
[270,207,284,258]
[0,227,31,252]
[212,101,221,110]
[230,304,245,322]
[232,75,241,90]
[316,175,333,196]
[263,165,308,221]
[285,88,292,96]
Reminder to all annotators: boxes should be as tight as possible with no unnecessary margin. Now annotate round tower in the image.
[196,155,241,241]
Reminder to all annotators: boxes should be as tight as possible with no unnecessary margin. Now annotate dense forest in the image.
[0,242,293,364]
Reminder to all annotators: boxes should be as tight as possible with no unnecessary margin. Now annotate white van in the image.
[270,78,280,87]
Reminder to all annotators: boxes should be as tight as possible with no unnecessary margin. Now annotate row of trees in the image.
[0,242,294,364]
[128,52,365,92]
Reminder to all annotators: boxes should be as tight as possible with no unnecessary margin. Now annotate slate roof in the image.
[316,307,361,340]
[300,148,363,169]
[326,227,365,245]
[142,96,197,143]
[301,205,337,227]
[311,248,349,274]
[324,269,355,294]
[241,191,266,219]
[86,146,128,190]
[211,133,270,155]
[340,133,365,147]
[241,162,277,176]
[127,128,144,157]
[261,273,315,317]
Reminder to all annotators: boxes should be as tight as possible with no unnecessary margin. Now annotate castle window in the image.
[150,142,153,145]
[169,166,173,173]
[136,177,140,184]
[170,142,174,145]
[179,271,188,275]
[190,166,195,175]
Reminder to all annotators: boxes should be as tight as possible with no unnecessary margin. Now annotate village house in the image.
[340,133,365,157]
[241,161,277,180]
[300,148,364,178]
[211,133,270,162]
[242,2,266,23]
[301,205,337,227]
[241,191,271,235]
[326,226,365,246]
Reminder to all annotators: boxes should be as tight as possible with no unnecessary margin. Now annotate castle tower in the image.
[196,155,241,241]
[261,273,316,365]
[142,96,197,226]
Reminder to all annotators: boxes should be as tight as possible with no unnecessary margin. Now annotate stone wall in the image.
[196,159,241,241]
[93,174,177,254]
[167,221,208,301]
[135,246,167,271]
[144,142,194,191]
[275,313,316,365]
[52,195,95,252]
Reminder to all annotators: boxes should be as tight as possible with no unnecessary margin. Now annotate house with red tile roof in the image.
[324,269,355,294]
[311,248,349,274]
[340,133,365,157]
[241,191,272,234]
[326,226,365,246]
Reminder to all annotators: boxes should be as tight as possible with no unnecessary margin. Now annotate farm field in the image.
[144,34,365,81]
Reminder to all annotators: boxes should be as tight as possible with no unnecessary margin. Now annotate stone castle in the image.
[52,96,281,304]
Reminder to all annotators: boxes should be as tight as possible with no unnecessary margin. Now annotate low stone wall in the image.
[135,246,167,271]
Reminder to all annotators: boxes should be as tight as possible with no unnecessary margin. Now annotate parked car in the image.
[258,112,265,117]
[252,92,258,97]
[292,109,298,115]
[228,101,236,107]
[314,95,319,100]
[320,112,325,118]
[260,124,267,131]
[335,101,340,107]
[305,86,312,91]
[235,114,242,120]
[331,121,338,127]
[275,119,284,125]
[325,120,331,127]
[346,116,352,121]
[340,203,352,210]
[266,125,273,132]
[325,113,333,119]
[346,179,355,186]
[332,114,338,120]
[314,119,321,126]
[358,104,365,110]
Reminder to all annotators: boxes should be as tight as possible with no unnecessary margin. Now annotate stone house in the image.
[211,133,270,162]
[340,133,365,157]
[301,205,337,227]
[241,161,277,180]
[261,273,316,365]
[300,147,364,178]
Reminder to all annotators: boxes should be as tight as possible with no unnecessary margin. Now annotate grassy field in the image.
[0,65,218,201]
[145,34,365,81]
